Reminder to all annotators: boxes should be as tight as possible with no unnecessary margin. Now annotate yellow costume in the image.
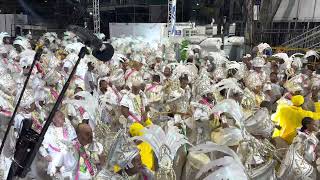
[113,121,155,173]
[129,122,155,171]
[272,95,320,144]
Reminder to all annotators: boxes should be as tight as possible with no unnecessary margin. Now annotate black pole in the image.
[0,46,43,156]
[10,46,87,179]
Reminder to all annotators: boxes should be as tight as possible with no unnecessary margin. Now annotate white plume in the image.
[212,99,244,125]
[131,124,190,161]
[189,142,247,180]
[213,78,243,98]
[304,50,319,59]
[0,32,10,45]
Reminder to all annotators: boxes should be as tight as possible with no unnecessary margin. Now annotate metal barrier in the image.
[281,25,320,47]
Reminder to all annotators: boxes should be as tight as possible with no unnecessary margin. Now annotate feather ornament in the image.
[131,124,190,161]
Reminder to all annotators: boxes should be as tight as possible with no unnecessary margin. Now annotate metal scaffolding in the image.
[93,0,100,33]
[168,0,176,36]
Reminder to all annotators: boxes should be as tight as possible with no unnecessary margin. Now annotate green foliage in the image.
[180,39,189,62]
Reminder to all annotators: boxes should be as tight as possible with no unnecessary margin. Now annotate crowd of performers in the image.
[1,31,320,180]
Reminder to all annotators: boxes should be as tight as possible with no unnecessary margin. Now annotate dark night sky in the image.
[0,0,197,34]
[0,0,52,14]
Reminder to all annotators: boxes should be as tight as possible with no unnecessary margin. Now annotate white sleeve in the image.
[14,114,23,132]
[97,142,104,155]
[61,150,77,172]
[67,104,77,117]
[39,146,48,157]
[120,94,130,108]
[41,127,55,155]
[65,120,77,140]
[142,93,149,106]
[87,72,93,82]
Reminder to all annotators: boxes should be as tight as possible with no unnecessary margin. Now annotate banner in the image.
[168,0,176,36]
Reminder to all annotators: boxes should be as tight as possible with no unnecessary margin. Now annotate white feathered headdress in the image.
[283,74,304,93]
[226,36,245,46]
[132,124,190,179]
[63,91,100,127]
[251,57,265,68]
[226,61,246,80]
[212,99,244,126]
[290,53,306,65]
[213,78,243,98]
[0,32,10,45]
[172,63,198,83]
[304,50,319,60]
[43,32,58,43]
[200,37,222,51]
[19,50,36,67]
[196,74,213,97]
[13,36,31,50]
[226,61,241,71]
[245,72,263,91]
[272,53,292,69]
[208,52,229,67]
[189,142,248,180]
[110,69,125,87]
[212,67,227,81]
[257,43,271,55]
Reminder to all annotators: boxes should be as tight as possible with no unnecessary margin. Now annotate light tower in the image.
[92,0,100,33]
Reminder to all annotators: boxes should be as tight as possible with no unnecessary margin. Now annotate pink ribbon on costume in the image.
[284,93,292,100]
[14,63,21,72]
[35,63,44,76]
[63,127,68,139]
[199,98,213,109]
[48,127,68,152]
[111,86,122,103]
[128,111,142,122]
[50,88,59,100]
[49,144,61,152]
[74,140,94,180]
[146,83,158,92]
[75,75,84,81]
[0,109,12,117]
[128,94,145,122]
[125,70,136,80]
[2,58,8,64]
[78,107,86,117]
[75,160,80,180]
